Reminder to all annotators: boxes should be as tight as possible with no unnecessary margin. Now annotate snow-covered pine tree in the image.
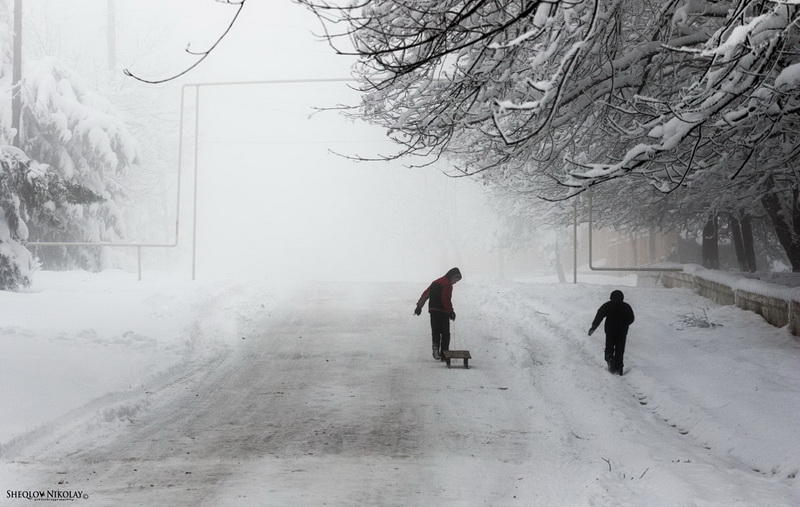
[20,58,138,270]
[0,147,32,288]
[0,1,138,286]
[0,145,101,289]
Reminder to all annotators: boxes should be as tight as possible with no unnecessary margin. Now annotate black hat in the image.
[446,267,462,280]
[610,290,624,301]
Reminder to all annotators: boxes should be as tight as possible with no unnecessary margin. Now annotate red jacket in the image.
[417,276,454,314]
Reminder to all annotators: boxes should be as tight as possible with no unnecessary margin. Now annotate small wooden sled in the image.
[443,350,471,369]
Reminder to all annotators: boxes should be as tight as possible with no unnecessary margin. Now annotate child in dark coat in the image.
[588,290,635,375]
[414,267,462,360]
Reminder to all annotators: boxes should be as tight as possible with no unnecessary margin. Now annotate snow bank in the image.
[0,270,277,445]
[682,265,800,301]
[666,266,800,336]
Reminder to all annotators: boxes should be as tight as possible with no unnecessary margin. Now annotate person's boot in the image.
[432,346,440,360]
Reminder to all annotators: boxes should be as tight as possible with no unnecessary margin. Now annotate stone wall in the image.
[694,277,736,306]
[734,290,789,328]
[661,271,798,336]
[660,272,695,290]
[791,300,800,336]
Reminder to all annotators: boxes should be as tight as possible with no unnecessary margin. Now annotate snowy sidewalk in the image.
[475,281,800,493]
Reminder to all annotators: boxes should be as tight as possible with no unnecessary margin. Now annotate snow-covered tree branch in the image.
[299,0,800,269]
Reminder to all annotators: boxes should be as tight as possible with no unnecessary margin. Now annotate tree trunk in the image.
[702,216,720,269]
[554,238,566,283]
[729,215,747,271]
[11,0,21,147]
[740,213,757,272]
[761,185,800,272]
[648,227,657,262]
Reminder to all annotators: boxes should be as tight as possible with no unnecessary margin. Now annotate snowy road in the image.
[3,282,797,505]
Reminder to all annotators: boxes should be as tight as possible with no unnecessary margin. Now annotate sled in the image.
[443,350,471,369]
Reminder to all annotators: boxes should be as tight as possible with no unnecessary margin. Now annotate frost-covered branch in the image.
[299,0,800,267]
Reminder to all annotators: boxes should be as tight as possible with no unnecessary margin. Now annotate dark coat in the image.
[416,275,454,314]
[591,299,635,336]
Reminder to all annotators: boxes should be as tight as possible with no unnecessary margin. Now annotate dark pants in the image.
[430,312,450,355]
[604,334,627,373]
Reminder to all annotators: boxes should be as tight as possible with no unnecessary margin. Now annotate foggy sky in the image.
[22,0,523,282]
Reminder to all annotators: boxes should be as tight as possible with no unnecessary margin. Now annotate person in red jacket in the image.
[414,267,462,360]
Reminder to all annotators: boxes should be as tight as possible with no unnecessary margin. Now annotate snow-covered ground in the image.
[1,272,798,505]
[0,271,278,443]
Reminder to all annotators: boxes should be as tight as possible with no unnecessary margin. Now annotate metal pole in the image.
[137,246,142,281]
[186,77,354,281]
[573,198,578,284]
[29,89,189,252]
[29,242,179,247]
[175,86,186,247]
[588,191,593,262]
[28,78,356,281]
[107,0,117,71]
[191,86,200,281]
[11,0,21,147]
[587,190,680,272]
[188,77,352,89]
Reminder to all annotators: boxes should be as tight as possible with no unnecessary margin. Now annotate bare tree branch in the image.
[123,0,246,84]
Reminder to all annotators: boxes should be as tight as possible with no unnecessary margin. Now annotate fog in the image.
[19,0,524,282]
[5,5,798,506]
[195,82,503,281]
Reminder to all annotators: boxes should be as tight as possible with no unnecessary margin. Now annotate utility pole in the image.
[107,0,117,72]
[11,0,22,147]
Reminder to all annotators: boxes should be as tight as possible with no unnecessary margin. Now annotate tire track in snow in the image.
[4,282,793,506]
[4,283,557,506]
